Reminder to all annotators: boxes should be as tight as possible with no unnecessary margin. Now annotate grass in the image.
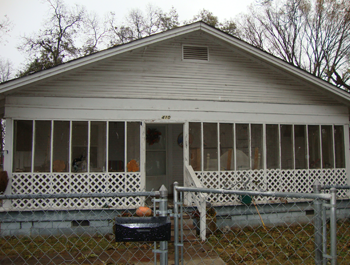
[1,220,350,264]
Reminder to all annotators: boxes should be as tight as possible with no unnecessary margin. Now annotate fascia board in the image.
[200,24,350,105]
[0,23,202,94]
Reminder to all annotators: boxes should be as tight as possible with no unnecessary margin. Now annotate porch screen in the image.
[334,126,345,168]
[127,122,140,172]
[321,125,334,168]
[108,122,125,172]
[236,124,249,170]
[90,121,106,172]
[220,123,234,171]
[53,121,70,172]
[294,125,307,169]
[204,123,218,171]
[189,123,201,171]
[266,125,279,169]
[13,120,33,172]
[281,125,293,169]
[308,125,321,169]
[34,121,51,172]
[251,124,263,170]
[72,121,88,172]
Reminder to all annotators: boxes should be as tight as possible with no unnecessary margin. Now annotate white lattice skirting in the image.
[8,172,142,210]
[197,168,348,205]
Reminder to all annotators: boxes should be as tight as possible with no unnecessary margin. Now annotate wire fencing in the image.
[0,190,168,265]
[173,182,345,265]
[1,183,350,264]
[321,184,350,264]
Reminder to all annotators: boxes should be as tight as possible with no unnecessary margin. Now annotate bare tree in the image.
[237,0,350,90]
[108,5,179,46]
[81,12,109,56]
[18,0,86,76]
[186,9,238,36]
[0,15,12,44]
[0,16,13,82]
[0,58,12,83]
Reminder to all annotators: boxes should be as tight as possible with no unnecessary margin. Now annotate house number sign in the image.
[162,116,171,119]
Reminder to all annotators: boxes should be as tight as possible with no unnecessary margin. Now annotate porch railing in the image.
[184,165,207,241]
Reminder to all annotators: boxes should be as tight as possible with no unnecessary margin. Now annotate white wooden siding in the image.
[11,32,339,106]
[4,96,348,124]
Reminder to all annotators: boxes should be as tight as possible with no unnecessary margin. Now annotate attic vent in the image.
[183,46,209,61]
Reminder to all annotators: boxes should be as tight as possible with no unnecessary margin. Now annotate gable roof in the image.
[1,21,350,106]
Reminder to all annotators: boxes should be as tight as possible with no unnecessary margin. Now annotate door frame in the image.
[143,122,185,193]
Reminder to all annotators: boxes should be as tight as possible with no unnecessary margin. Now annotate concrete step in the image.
[169,214,199,242]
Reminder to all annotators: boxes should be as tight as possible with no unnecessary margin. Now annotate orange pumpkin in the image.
[136,206,152,217]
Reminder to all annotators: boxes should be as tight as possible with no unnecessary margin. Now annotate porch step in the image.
[170,213,198,242]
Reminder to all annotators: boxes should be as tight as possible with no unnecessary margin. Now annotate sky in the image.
[0,0,256,75]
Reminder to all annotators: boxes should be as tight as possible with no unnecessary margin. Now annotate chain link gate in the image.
[173,181,340,265]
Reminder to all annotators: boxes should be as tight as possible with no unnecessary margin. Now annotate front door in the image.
[146,124,183,193]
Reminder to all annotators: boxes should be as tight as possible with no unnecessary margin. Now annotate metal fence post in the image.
[313,180,323,265]
[173,182,180,265]
[330,187,337,265]
[159,185,168,265]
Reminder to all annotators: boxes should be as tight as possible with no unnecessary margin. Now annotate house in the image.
[0,21,349,211]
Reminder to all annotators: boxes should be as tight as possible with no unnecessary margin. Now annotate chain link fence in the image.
[173,183,348,265]
[1,183,350,264]
[0,190,170,264]
[321,185,350,264]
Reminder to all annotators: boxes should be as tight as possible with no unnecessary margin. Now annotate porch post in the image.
[140,122,146,191]
[3,118,13,208]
